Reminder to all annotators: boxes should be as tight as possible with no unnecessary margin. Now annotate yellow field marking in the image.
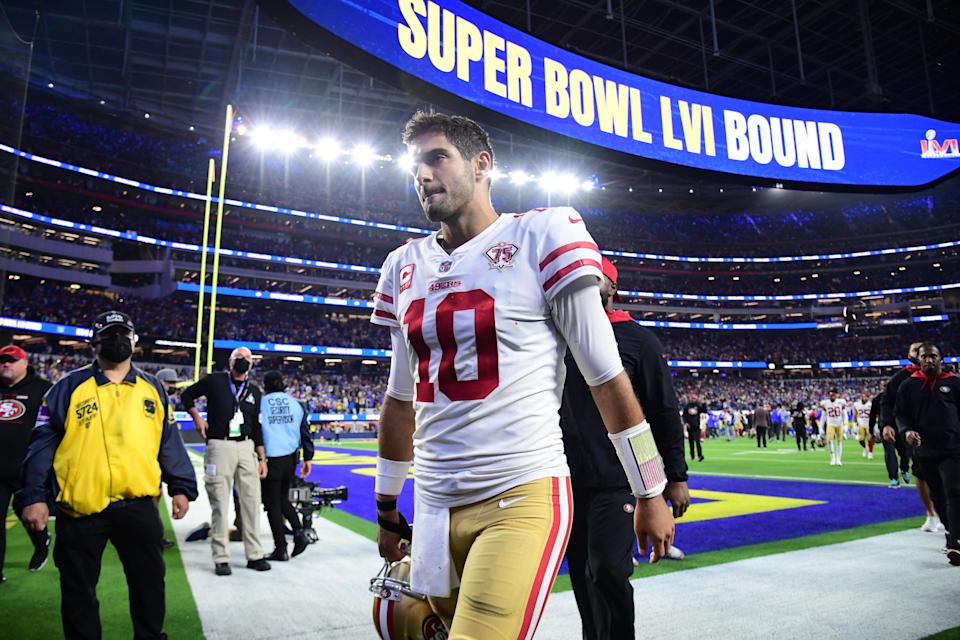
[682,489,824,524]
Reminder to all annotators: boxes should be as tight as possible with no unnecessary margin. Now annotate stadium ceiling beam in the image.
[528,0,868,92]
[221,0,257,107]
[693,0,850,90]
[881,0,960,35]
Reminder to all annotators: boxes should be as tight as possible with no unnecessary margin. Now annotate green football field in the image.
[0,435,925,638]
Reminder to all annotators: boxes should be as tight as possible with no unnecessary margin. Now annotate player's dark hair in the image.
[918,342,940,355]
[264,370,285,393]
[402,111,494,166]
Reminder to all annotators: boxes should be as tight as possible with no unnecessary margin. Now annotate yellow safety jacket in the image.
[19,363,197,517]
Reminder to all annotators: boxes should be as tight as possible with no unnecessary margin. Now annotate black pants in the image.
[0,481,49,576]
[756,426,768,447]
[567,486,635,640]
[262,453,302,551]
[687,427,702,459]
[795,429,808,451]
[882,437,911,482]
[916,454,960,550]
[54,498,165,640]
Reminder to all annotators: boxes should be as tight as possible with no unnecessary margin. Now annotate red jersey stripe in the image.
[538,241,600,271]
[541,258,602,292]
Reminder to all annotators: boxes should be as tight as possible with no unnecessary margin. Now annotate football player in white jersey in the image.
[853,392,874,459]
[820,390,848,466]
[371,112,675,639]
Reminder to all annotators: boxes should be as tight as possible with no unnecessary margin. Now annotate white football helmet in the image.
[370,557,448,640]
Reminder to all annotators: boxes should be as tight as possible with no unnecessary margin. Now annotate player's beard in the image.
[420,164,474,224]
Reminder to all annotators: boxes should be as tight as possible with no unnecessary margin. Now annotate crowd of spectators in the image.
[0,278,387,348]
[673,374,882,410]
[8,164,960,301]
[3,278,957,362]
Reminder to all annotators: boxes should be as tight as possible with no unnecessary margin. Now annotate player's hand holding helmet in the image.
[370,557,448,640]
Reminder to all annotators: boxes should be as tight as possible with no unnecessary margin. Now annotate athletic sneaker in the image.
[902,471,911,484]
[889,479,900,489]
[666,545,685,561]
[28,531,50,572]
[921,516,943,532]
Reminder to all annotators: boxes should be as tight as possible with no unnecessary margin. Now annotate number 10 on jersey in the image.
[402,289,500,402]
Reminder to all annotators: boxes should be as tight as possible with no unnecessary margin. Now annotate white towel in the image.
[410,493,459,597]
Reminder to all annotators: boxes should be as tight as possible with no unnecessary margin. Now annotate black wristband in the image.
[376,498,398,511]
[377,511,412,541]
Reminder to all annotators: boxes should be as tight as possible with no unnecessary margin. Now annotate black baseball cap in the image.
[91,310,135,337]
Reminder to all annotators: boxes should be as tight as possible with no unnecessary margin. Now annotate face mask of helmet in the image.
[232,359,250,374]
[97,335,133,363]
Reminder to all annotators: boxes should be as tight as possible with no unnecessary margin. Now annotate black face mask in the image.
[232,359,250,374]
[97,335,133,363]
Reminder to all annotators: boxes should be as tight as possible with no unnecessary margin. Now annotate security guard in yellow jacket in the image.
[19,311,198,640]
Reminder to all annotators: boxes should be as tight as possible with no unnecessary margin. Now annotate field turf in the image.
[0,435,919,637]
[1,503,203,638]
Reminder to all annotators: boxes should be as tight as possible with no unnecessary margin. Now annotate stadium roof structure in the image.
[1,0,959,197]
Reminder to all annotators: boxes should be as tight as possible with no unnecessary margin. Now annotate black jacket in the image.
[869,392,884,437]
[181,372,264,446]
[882,365,918,429]
[895,372,960,457]
[0,367,52,485]
[682,402,708,429]
[560,317,687,488]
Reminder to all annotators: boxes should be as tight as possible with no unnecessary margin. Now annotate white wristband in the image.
[608,421,667,498]
[375,457,412,496]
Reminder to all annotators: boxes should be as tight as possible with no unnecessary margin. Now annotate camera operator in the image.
[260,371,314,561]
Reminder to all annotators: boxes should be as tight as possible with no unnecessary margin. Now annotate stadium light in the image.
[353,144,377,167]
[397,151,415,172]
[250,127,275,151]
[580,179,595,192]
[315,137,344,162]
[275,129,300,154]
[539,172,561,192]
[509,170,532,186]
[488,167,503,181]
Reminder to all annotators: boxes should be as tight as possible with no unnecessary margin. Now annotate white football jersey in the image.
[853,400,871,427]
[371,207,604,507]
[820,398,848,427]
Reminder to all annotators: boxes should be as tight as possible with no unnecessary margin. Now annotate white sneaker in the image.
[921,516,942,532]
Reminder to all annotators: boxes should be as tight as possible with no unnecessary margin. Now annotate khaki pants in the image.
[204,439,264,563]
[429,476,573,640]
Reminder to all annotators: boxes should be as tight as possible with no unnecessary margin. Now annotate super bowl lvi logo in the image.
[485,242,520,271]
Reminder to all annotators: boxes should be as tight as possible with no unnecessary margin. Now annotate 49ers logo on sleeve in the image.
[0,399,26,420]
[485,242,520,271]
[399,263,416,293]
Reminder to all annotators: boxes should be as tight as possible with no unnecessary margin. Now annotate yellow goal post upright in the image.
[193,158,216,381]
[206,103,234,374]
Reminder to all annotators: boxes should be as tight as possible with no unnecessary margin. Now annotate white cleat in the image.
[867,452,874,460]
[829,457,837,466]
[921,516,943,532]
[862,449,867,458]
[666,545,685,561]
